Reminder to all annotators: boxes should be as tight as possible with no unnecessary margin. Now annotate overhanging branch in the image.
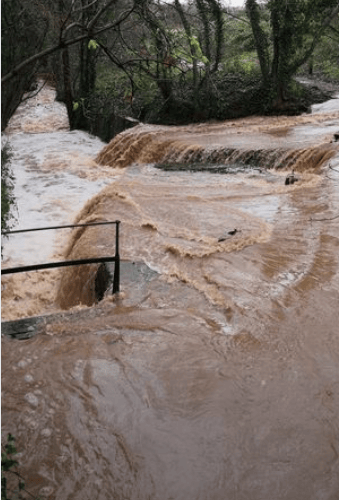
[2,3,135,84]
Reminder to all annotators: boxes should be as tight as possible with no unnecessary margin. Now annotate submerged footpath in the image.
[2,235,339,499]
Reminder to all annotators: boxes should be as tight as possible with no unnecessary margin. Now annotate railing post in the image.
[112,220,120,294]
[2,220,122,296]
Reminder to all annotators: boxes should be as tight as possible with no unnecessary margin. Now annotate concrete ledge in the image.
[1,317,45,340]
[2,261,159,340]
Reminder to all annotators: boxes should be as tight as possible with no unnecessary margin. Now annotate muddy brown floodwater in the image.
[2,83,339,500]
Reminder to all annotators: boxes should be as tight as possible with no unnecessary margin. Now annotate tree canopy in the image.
[246,0,339,105]
[2,0,339,132]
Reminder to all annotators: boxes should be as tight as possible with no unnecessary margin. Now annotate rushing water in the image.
[2,83,339,500]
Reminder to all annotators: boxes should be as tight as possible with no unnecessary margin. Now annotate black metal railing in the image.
[1,220,121,294]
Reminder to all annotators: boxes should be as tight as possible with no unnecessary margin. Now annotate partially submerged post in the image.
[285,170,298,185]
[1,220,122,301]
[112,220,120,294]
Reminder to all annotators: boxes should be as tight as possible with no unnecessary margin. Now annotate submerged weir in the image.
[2,83,339,500]
[96,116,337,171]
[55,106,338,311]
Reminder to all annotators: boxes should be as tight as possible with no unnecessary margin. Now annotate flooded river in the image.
[2,83,339,499]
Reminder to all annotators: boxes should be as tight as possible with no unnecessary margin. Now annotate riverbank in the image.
[148,74,339,126]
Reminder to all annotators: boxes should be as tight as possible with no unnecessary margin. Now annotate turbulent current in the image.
[2,82,339,500]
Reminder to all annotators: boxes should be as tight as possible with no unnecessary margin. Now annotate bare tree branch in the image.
[72,0,99,16]
[329,24,339,36]
[2,3,135,84]
[88,0,120,30]
[310,214,339,221]
[223,8,250,24]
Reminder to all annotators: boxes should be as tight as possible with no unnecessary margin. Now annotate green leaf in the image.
[2,476,7,499]
[188,36,208,64]
[2,459,18,471]
[73,102,79,111]
[88,39,99,50]
[5,446,16,456]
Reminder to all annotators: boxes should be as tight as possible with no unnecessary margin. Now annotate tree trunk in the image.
[245,0,270,86]
[62,46,74,124]
[174,0,199,111]
[79,39,97,97]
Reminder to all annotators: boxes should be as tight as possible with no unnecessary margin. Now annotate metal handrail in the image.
[2,220,119,235]
[1,220,121,294]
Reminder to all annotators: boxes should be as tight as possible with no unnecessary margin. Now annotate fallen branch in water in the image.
[310,214,339,221]
[329,163,339,173]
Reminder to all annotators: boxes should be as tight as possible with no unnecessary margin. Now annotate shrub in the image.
[1,142,16,255]
[1,433,42,500]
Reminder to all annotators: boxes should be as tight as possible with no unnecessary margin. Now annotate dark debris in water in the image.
[154,162,262,175]
[218,229,239,242]
[285,170,299,185]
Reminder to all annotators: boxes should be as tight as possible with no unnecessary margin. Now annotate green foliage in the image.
[246,0,339,101]
[223,52,261,75]
[320,59,339,79]
[310,27,339,79]
[287,79,308,98]
[1,434,19,472]
[2,434,24,500]
[88,39,99,51]
[1,434,42,500]
[188,35,209,64]
[95,66,130,97]
[95,64,159,109]
[1,142,16,253]
[3,0,335,140]
[165,30,195,64]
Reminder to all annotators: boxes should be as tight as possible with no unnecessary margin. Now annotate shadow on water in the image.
[155,161,263,174]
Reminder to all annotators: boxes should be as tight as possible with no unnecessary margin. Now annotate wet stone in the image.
[41,428,52,438]
[24,392,39,407]
[2,317,43,339]
[18,359,32,368]
[39,486,54,497]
